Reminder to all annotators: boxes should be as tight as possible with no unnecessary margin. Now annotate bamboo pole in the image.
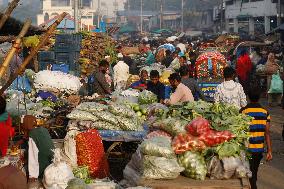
[0,0,21,30]
[0,12,67,95]
[0,19,32,78]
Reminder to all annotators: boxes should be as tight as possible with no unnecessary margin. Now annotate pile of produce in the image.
[138,90,158,105]
[79,32,117,75]
[67,102,144,131]
[141,101,253,180]
[34,70,81,94]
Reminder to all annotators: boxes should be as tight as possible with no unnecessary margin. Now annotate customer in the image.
[240,87,272,189]
[236,50,253,94]
[114,53,130,90]
[161,50,173,68]
[179,66,206,101]
[165,73,194,105]
[130,70,148,91]
[0,96,14,157]
[93,60,112,96]
[22,115,54,180]
[147,70,165,103]
[214,67,247,109]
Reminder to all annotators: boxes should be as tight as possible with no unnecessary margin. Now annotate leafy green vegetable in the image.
[138,90,158,105]
[216,141,241,159]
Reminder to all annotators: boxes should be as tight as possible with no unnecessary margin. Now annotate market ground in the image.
[258,100,284,189]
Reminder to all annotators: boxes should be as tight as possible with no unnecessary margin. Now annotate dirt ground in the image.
[258,102,284,189]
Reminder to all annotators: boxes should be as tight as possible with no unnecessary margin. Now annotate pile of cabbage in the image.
[34,70,81,94]
[67,102,144,131]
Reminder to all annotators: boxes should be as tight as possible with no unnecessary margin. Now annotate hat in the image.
[117,53,123,58]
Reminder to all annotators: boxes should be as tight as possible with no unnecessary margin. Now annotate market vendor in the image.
[147,70,165,103]
[114,53,130,90]
[130,70,148,91]
[93,60,112,96]
[164,73,194,105]
[22,115,54,181]
[0,96,14,157]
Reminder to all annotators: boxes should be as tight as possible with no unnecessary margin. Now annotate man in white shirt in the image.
[176,39,186,54]
[165,73,194,105]
[113,53,129,90]
[214,67,247,109]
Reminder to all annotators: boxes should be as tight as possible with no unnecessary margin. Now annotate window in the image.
[250,0,264,2]
[81,0,91,7]
[51,0,71,7]
[254,17,265,35]
[226,0,234,5]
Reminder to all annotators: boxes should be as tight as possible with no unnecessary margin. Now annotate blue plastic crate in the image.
[52,64,70,73]
[38,51,55,62]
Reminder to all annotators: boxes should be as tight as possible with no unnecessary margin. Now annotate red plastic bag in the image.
[172,133,206,154]
[186,117,211,136]
[199,130,234,147]
[76,129,109,178]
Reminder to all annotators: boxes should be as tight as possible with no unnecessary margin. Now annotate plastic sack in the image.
[186,117,211,136]
[108,103,136,118]
[43,149,75,189]
[178,151,207,180]
[207,156,224,180]
[141,137,175,158]
[156,118,187,136]
[76,102,107,113]
[172,133,206,154]
[118,116,144,131]
[146,130,171,140]
[76,130,109,178]
[64,130,80,167]
[143,156,184,180]
[222,156,243,179]
[88,181,117,189]
[66,178,87,189]
[269,72,283,94]
[198,130,234,147]
[67,110,99,122]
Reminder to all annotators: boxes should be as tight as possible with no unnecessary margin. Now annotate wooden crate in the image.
[139,176,250,189]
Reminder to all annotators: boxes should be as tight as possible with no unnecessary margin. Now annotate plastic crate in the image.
[54,34,82,52]
[52,64,70,73]
[38,51,55,62]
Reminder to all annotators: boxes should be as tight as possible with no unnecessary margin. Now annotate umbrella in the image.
[157,44,176,53]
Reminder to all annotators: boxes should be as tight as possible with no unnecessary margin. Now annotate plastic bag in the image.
[222,156,243,179]
[207,156,224,180]
[76,102,107,113]
[143,156,184,180]
[43,149,75,189]
[141,137,175,158]
[64,130,80,167]
[186,117,211,136]
[178,151,207,180]
[118,116,144,131]
[108,103,136,118]
[157,118,187,136]
[67,110,99,122]
[76,130,109,178]
[198,130,234,147]
[146,130,171,139]
[172,134,206,154]
[269,72,283,94]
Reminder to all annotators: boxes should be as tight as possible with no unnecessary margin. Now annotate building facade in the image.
[224,0,279,35]
[37,0,126,28]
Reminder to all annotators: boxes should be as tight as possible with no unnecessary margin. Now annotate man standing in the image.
[147,70,165,103]
[92,60,112,96]
[179,66,206,101]
[113,53,130,91]
[165,73,194,105]
[214,67,247,109]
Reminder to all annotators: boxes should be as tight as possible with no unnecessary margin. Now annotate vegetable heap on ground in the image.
[67,102,144,131]
[143,101,253,180]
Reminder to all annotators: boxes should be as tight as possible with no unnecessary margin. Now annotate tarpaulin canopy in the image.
[119,24,138,34]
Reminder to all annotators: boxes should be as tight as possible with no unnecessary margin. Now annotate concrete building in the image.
[224,0,278,35]
[37,0,126,28]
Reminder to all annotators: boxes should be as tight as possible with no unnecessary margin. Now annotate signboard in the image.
[198,82,221,101]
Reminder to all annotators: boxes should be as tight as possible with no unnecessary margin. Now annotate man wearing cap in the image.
[113,53,130,90]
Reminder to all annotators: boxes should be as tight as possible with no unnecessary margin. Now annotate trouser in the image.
[249,153,263,189]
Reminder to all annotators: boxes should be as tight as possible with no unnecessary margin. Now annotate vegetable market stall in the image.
[139,176,250,189]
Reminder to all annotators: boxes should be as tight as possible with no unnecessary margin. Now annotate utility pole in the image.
[74,0,80,32]
[181,0,184,32]
[140,0,143,34]
[220,0,223,33]
[97,0,101,28]
[160,0,163,29]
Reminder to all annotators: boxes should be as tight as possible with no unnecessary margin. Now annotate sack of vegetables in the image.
[172,133,206,154]
[178,151,207,180]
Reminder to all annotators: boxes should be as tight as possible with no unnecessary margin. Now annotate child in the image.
[240,88,272,189]
[22,115,54,181]
[0,96,14,157]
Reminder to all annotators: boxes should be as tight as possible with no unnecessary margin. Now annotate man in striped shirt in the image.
[240,88,272,189]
